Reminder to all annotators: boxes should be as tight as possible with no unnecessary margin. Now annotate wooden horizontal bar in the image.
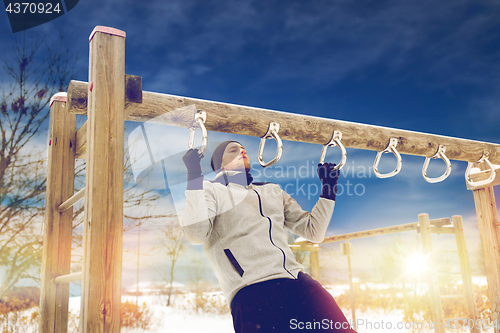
[67,80,88,114]
[430,226,455,234]
[67,80,500,164]
[68,77,142,116]
[58,188,85,212]
[429,217,451,227]
[125,74,143,106]
[53,271,82,284]
[295,222,420,245]
[289,244,319,252]
[295,216,456,245]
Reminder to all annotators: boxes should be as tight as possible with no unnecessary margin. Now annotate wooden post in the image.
[471,181,500,333]
[343,241,357,330]
[452,215,480,333]
[309,245,320,280]
[346,253,356,330]
[39,94,76,333]
[68,75,142,159]
[419,213,445,333]
[80,26,126,333]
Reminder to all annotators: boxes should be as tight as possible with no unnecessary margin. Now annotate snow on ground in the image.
[69,295,234,333]
[65,282,495,333]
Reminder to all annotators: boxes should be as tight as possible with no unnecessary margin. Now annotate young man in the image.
[182,141,356,333]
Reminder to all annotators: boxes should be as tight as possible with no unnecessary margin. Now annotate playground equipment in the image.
[319,130,346,169]
[39,26,500,332]
[293,214,479,333]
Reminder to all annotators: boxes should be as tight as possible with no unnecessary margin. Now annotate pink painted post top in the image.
[49,92,67,107]
[89,26,126,42]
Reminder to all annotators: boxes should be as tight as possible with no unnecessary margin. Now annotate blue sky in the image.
[1,0,499,286]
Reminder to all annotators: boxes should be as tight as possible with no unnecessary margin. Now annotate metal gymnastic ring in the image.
[465,151,496,187]
[422,145,452,183]
[258,122,283,167]
[373,138,402,178]
[188,110,208,157]
[319,130,347,170]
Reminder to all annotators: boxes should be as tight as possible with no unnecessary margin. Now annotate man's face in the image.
[220,142,251,172]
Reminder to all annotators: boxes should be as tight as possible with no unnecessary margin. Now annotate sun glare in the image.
[405,254,427,275]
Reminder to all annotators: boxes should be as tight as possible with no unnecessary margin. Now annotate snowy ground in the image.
[69,295,235,333]
[68,295,496,333]
[65,280,494,333]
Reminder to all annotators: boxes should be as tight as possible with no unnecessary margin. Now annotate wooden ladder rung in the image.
[53,271,82,284]
[58,188,85,212]
[430,226,455,234]
[440,294,465,299]
[429,217,452,226]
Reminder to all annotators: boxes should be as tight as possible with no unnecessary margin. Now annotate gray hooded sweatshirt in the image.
[181,170,335,306]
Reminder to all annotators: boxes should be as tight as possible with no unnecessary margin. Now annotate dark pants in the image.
[231,272,357,333]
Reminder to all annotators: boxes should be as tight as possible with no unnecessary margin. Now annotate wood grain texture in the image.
[125,74,142,106]
[308,246,319,280]
[74,102,196,159]
[53,271,83,284]
[66,80,88,115]
[39,100,76,333]
[58,188,85,212]
[428,218,452,227]
[295,217,453,246]
[453,216,480,333]
[67,81,500,164]
[472,179,500,333]
[429,226,454,234]
[80,30,125,333]
[419,213,445,333]
[71,75,142,159]
[74,122,87,159]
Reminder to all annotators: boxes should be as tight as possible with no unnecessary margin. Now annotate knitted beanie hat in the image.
[211,141,240,172]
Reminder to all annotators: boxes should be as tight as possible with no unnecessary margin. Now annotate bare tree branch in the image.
[0,34,77,298]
